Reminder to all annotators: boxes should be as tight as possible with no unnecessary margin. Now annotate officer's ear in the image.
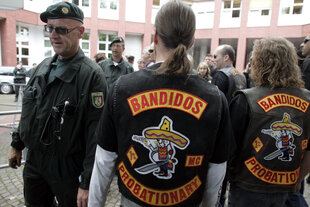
[78,26,85,39]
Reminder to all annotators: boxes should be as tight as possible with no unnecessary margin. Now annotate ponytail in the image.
[153,0,195,76]
[156,44,192,75]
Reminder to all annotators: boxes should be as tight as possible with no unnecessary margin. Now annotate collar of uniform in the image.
[33,47,84,82]
[108,57,124,67]
[55,48,84,83]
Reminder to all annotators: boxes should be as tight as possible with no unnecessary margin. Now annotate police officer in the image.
[88,1,233,206]
[98,36,134,90]
[229,37,310,206]
[8,2,107,207]
[13,61,27,102]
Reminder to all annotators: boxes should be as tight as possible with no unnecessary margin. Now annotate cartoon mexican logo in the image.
[262,113,302,162]
[132,116,190,179]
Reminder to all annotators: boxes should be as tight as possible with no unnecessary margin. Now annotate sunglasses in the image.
[304,38,310,44]
[44,25,80,35]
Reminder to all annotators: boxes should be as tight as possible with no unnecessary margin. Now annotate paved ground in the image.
[0,94,310,207]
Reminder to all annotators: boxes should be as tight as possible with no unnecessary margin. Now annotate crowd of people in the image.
[6,1,310,207]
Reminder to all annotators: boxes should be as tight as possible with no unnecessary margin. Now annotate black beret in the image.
[40,2,84,23]
[110,36,125,47]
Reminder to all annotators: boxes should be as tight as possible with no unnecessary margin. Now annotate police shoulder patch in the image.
[91,92,104,108]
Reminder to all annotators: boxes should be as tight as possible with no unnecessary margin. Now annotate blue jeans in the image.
[228,185,288,207]
[284,193,308,207]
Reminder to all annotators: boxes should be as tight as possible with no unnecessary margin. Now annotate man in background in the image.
[13,61,27,102]
[98,36,134,90]
[26,63,37,78]
[126,55,135,66]
[301,33,310,90]
[204,53,216,77]
[142,43,155,68]
[212,44,246,102]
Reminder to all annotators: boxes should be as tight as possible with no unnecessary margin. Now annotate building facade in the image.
[0,0,309,70]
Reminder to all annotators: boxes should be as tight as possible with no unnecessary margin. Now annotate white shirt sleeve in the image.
[200,162,227,207]
[88,145,118,207]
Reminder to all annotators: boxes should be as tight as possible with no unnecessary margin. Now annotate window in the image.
[80,31,90,57]
[98,0,119,20]
[224,1,231,8]
[110,1,117,9]
[249,0,271,17]
[232,10,240,17]
[281,0,303,15]
[100,0,107,8]
[43,30,54,58]
[293,5,302,14]
[73,0,90,7]
[223,0,241,18]
[82,0,89,6]
[153,0,160,6]
[98,32,116,58]
[261,9,269,16]
[16,25,30,66]
[282,7,290,14]
[99,0,118,10]
[20,27,29,36]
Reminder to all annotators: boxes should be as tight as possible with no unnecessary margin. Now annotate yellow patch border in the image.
[185,155,204,167]
[252,137,264,153]
[118,161,202,206]
[257,93,309,113]
[244,157,299,185]
[126,146,138,167]
[127,89,208,119]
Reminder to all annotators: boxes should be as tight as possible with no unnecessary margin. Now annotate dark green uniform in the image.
[11,48,107,206]
[98,57,134,90]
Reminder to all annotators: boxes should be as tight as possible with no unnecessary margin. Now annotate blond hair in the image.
[197,62,211,79]
[251,37,304,89]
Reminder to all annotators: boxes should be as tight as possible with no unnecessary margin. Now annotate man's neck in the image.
[112,56,122,63]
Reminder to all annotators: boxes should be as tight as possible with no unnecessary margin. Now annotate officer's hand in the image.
[77,188,89,207]
[8,147,22,169]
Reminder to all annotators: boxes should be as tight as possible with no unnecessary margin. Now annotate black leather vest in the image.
[220,66,247,102]
[230,87,310,193]
[110,68,228,206]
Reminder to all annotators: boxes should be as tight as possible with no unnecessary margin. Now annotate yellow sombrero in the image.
[272,113,302,136]
[144,118,188,148]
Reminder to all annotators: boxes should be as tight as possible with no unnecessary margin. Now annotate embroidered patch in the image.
[61,7,69,15]
[261,113,302,162]
[91,92,104,108]
[118,161,202,206]
[252,137,263,153]
[132,116,190,179]
[245,157,299,185]
[257,93,309,113]
[127,89,208,119]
